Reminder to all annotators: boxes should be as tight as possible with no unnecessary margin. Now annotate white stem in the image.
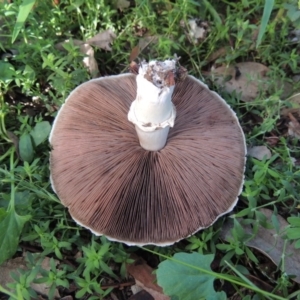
[128,60,177,151]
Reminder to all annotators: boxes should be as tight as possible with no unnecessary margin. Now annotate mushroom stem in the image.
[128,60,177,151]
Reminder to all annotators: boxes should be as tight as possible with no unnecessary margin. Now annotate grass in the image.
[1,0,300,299]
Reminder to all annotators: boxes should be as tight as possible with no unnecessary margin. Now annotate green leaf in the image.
[76,287,88,298]
[0,61,15,82]
[286,228,300,240]
[0,209,30,264]
[284,3,300,22]
[15,191,33,210]
[256,0,274,48]
[156,252,226,300]
[99,260,118,280]
[245,247,259,264]
[233,208,251,218]
[12,0,37,43]
[207,292,227,300]
[30,121,51,147]
[294,239,300,249]
[0,208,7,222]
[19,133,34,162]
[267,168,280,178]
[287,217,300,227]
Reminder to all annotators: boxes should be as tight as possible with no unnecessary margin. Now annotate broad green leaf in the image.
[156,252,226,300]
[286,228,300,240]
[15,191,33,209]
[288,217,300,227]
[12,0,37,43]
[0,61,15,82]
[30,121,51,147]
[295,240,300,249]
[256,0,274,48]
[284,3,300,22]
[0,191,33,210]
[19,133,34,162]
[207,292,227,300]
[0,208,7,222]
[0,209,30,264]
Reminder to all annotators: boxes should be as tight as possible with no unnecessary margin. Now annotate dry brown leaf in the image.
[129,46,140,62]
[211,62,292,102]
[114,0,130,11]
[138,36,157,51]
[56,30,116,74]
[86,29,116,51]
[211,62,269,102]
[55,38,84,51]
[55,39,99,77]
[288,113,300,139]
[206,47,228,64]
[281,93,300,116]
[129,36,157,62]
[79,43,99,78]
[0,256,60,297]
[188,19,210,43]
[126,256,170,300]
[220,209,300,283]
[7,131,20,158]
[247,146,272,160]
[129,290,155,300]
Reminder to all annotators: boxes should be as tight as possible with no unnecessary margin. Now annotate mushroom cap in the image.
[50,73,246,246]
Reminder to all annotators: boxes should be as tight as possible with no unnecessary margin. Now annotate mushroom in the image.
[49,59,246,246]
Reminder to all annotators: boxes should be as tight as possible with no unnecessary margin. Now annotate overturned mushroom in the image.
[49,59,246,246]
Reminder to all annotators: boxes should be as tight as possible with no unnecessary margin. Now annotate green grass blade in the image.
[256,0,274,48]
[11,0,37,43]
[202,0,222,25]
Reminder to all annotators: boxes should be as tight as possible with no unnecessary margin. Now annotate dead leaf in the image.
[129,290,155,300]
[129,61,139,74]
[188,19,210,43]
[290,29,300,43]
[114,0,130,11]
[31,256,60,296]
[211,62,269,102]
[55,38,83,51]
[247,146,272,160]
[126,255,170,300]
[86,29,116,51]
[55,39,99,77]
[129,46,140,62]
[220,209,300,283]
[0,255,60,297]
[264,135,280,147]
[138,36,157,51]
[80,43,99,78]
[206,47,229,64]
[288,113,300,139]
[129,36,157,61]
[281,93,300,117]
[211,62,292,102]
[7,131,20,158]
[245,274,273,292]
[56,30,116,75]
